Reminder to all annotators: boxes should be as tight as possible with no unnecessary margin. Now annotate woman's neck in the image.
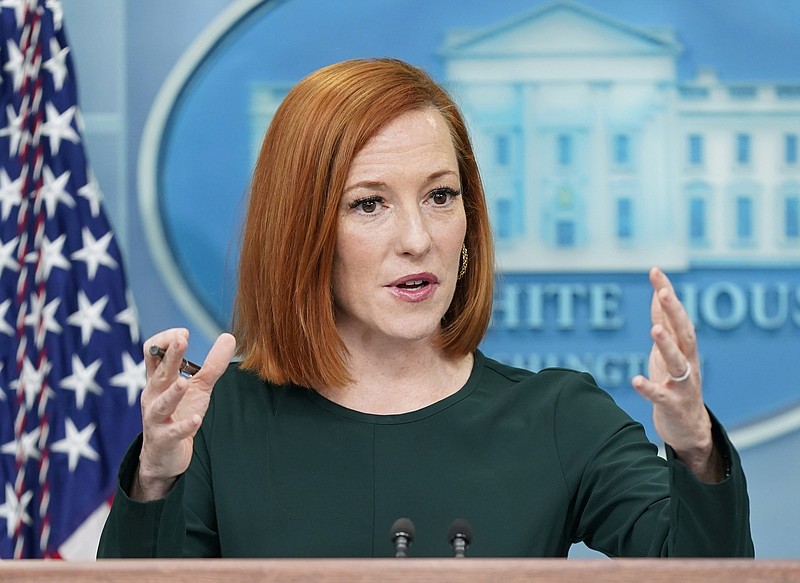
[316,337,474,415]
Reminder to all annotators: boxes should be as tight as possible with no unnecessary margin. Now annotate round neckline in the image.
[303,350,485,425]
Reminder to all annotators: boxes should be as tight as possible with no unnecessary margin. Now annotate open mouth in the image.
[396,279,429,290]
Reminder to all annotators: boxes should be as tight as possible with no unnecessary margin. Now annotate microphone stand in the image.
[390,518,415,558]
[448,518,473,558]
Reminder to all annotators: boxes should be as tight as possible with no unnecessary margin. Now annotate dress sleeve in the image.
[663,412,753,556]
[96,423,220,557]
[553,371,754,557]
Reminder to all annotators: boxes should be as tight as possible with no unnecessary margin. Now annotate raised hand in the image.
[631,268,724,483]
[133,329,237,500]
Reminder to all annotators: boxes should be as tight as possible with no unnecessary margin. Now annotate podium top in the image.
[1,558,799,583]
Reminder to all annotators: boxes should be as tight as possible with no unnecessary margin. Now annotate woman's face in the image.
[332,108,466,349]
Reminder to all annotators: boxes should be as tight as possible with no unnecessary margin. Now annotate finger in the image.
[650,324,687,377]
[143,328,189,378]
[631,374,669,405]
[649,267,681,333]
[192,333,237,386]
[650,268,696,355]
[651,268,681,329]
[147,336,189,398]
[170,413,203,440]
[146,410,202,447]
[648,268,667,329]
[146,375,191,423]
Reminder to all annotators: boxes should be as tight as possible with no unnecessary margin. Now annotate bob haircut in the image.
[233,58,494,389]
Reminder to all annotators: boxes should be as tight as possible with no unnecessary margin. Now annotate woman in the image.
[98,59,753,558]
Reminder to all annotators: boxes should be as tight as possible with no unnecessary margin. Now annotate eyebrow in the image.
[343,169,459,194]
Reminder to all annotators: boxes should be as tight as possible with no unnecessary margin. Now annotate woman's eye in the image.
[350,196,383,214]
[430,187,459,205]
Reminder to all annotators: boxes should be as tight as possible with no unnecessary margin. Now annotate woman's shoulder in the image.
[477,353,640,448]
[201,361,314,442]
[208,361,292,414]
[217,360,267,386]
[477,352,622,416]
[480,352,601,394]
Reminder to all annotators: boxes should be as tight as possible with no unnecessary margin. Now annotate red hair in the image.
[233,58,494,389]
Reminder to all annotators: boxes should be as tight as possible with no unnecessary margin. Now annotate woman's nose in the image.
[395,206,432,256]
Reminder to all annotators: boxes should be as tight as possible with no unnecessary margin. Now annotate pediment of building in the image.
[441,0,682,58]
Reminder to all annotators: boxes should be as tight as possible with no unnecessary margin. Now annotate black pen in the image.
[148,345,201,377]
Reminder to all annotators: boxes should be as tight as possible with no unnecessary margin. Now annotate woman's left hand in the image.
[632,267,725,483]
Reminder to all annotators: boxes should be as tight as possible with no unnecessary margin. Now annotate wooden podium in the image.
[1,559,799,583]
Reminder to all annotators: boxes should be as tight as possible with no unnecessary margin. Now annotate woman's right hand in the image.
[132,329,237,501]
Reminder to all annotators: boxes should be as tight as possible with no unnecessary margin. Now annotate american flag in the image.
[0,0,144,558]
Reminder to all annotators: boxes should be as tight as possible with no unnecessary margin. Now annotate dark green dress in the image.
[97,351,753,558]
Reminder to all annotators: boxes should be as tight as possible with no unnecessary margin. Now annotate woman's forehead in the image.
[345,110,458,180]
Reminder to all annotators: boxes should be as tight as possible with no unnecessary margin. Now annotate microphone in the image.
[389,517,415,558]
[447,519,473,558]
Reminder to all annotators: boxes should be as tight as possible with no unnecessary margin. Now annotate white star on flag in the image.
[1,428,42,463]
[60,355,103,409]
[28,233,71,282]
[34,166,73,218]
[40,102,80,155]
[23,292,62,348]
[0,484,33,538]
[2,38,24,91]
[70,228,117,280]
[50,419,99,472]
[10,357,52,410]
[45,0,64,29]
[0,167,22,220]
[0,0,27,28]
[114,289,140,343]
[110,352,146,406]
[0,299,13,336]
[77,171,102,217]
[0,105,24,156]
[0,238,19,278]
[43,36,69,91]
[66,290,110,344]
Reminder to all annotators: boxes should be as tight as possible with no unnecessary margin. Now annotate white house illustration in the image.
[251,0,800,272]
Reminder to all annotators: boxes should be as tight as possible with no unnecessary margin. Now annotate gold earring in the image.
[458,244,468,280]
